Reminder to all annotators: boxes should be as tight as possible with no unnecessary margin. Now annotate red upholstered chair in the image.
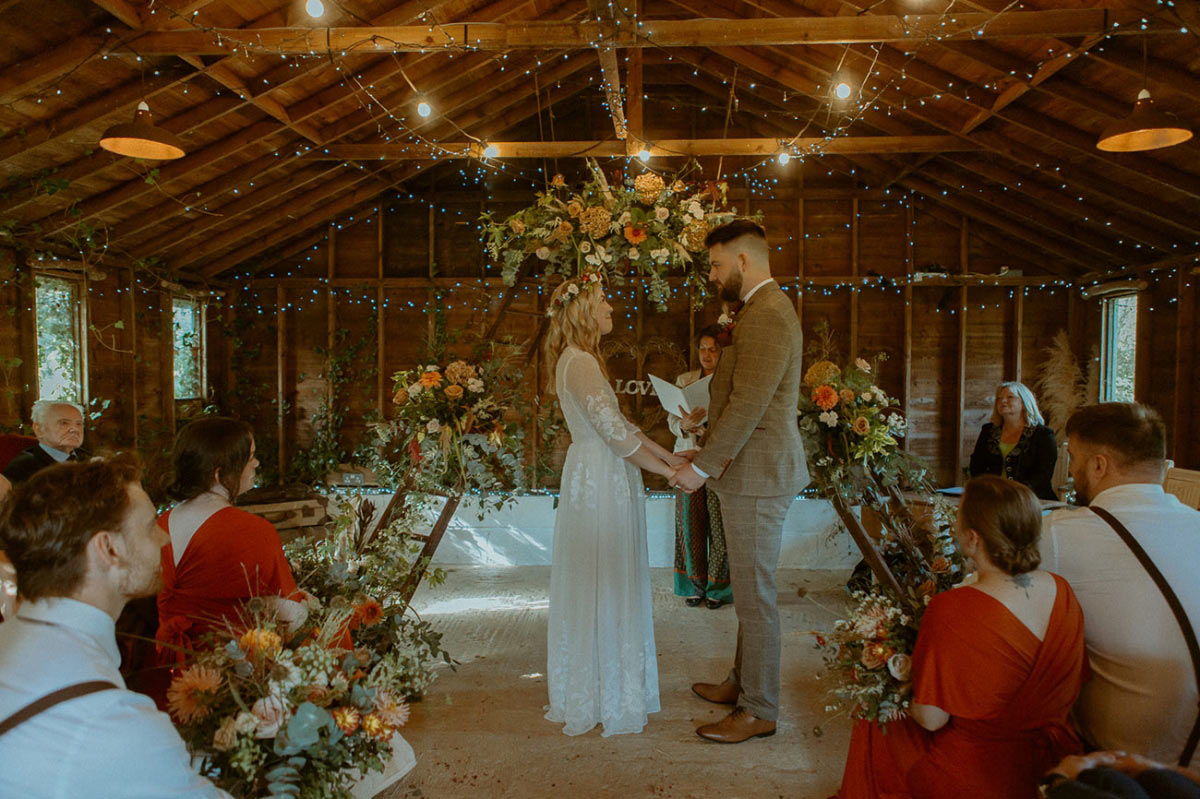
[0,434,37,472]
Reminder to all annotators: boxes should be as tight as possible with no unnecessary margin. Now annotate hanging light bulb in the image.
[416,100,432,118]
[777,152,791,165]
[637,148,651,161]
[835,82,852,100]
[98,101,185,160]
[305,0,324,17]
[483,143,499,158]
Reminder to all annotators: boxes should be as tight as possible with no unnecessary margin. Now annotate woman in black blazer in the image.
[968,381,1059,501]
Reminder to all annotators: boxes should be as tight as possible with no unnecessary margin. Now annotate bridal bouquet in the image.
[375,352,525,508]
[166,595,412,799]
[815,507,966,725]
[481,158,750,311]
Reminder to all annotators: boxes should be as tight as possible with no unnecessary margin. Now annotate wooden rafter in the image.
[587,0,629,140]
[115,10,1178,56]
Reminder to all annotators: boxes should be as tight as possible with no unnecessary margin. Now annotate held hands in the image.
[668,462,707,493]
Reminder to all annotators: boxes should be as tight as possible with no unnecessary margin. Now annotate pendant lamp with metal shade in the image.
[1097,88,1193,152]
[1096,41,1193,153]
[99,101,185,160]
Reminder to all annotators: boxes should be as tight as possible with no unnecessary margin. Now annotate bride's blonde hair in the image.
[543,274,607,394]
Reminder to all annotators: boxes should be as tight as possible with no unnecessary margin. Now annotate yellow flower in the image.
[332,706,361,735]
[634,172,665,204]
[680,220,709,252]
[444,384,464,400]
[418,370,443,388]
[238,628,282,659]
[361,712,393,740]
[167,665,223,724]
[804,360,841,387]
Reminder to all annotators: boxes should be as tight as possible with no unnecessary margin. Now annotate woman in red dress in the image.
[152,418,303,699]
[841,475,1088,799]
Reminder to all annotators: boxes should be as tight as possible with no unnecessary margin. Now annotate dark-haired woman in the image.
[840,476,1088,799]
[152,418,303,701]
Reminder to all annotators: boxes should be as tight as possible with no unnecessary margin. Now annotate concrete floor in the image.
[381,566,854,799]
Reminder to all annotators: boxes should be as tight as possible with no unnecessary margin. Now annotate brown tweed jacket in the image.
[693,281,809,497]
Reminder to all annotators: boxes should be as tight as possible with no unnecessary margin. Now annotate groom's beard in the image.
[712,270,743,304]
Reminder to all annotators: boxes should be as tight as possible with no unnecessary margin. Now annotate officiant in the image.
[669,325,732,610]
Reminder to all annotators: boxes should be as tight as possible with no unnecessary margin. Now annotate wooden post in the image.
[377,208,385,417]
[275,285,287,477]
[954,218,968,483]
[1173,270,1196,464]
[15,251,38,423]
[126,269,139,446]
[160,288,175,436]
[398,495,461,610]
[796,167,805,324]
[427,203,436,344]
[327,222,337,411]
[850,197,859,357]
[1013,290,1024,383]
[902,203,914,452]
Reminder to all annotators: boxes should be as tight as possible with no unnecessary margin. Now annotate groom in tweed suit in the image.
[670,219,809,743]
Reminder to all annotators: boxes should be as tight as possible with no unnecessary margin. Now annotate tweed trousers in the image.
[713,489,792,721]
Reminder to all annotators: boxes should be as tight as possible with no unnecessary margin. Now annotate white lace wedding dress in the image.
[545,346,660,737]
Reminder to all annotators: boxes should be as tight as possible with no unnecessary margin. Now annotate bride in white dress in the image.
[542,272,685,737]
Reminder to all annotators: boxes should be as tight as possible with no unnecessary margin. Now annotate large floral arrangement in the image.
[481,159,751,311]
[815,500,965,725]
[166,595,414,799]
[375,350,525,509]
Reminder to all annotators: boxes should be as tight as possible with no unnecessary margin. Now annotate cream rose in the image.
[213,716,239,751]
[251,695,291,739]
[887,653,912,681]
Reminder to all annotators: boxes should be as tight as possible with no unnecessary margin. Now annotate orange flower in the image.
[238,628,282,659]
[624,224,648,245]
[930,555,951,574]
[840,388,856,405]
[418,370,443,388]
[332,706,361,735]
[917,578,937,597]
[354,598,385,627]
[852,416,871,436]
[361,712,393,740]
[391,388,409,405]
[861,642,892,670]
[167,665,223,724]
[444,384,464,400]
[551,173,566,188]
[812,385,839,411]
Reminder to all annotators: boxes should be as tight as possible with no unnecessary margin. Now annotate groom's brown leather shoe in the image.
[696,707,776,743]
[691,679,740,705]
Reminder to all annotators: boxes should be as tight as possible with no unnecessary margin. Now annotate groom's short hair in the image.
[706,219,769,265]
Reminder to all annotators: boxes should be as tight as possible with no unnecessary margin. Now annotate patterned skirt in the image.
[672,486,732,602]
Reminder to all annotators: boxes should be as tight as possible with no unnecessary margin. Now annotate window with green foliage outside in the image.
[173,297,205,400]
[1102,295,1137,402]
[34,275,82,403]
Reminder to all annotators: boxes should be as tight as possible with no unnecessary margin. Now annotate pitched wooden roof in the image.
[1,0,1197,282]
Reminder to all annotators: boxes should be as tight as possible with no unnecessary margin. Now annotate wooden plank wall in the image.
[210,183,1200,489]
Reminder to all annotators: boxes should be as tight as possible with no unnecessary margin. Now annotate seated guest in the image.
[0,454,229,797]
[841,475,1087,799]
[1,400,90,487]
[969,381,1058,500]
[1042,750,1200,798]
[1040,403,1200,766]
[668,325,731,609]
[154,418,303,690]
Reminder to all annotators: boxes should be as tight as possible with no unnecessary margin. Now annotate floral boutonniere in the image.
[716,300,745,346]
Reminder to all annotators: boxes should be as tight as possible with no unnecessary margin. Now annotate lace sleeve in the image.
[564,351,642,458]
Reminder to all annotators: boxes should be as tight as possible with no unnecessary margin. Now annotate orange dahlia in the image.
[238,628,283,659]
[812,385,839,411]
[354,598,385,627]
[361,712,393,740]
[624,224,648,245]
[418,370,443,388]
[167,665,223,724]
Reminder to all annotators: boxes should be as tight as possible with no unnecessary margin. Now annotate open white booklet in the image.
[648,373,712,416]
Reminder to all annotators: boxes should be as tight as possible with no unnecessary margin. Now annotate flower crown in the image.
[546,271,604,317]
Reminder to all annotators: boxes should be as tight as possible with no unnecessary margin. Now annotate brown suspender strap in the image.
[0,681,118,739]
[1091,505,1200,767]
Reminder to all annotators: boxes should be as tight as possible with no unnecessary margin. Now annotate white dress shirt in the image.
[0,597,230,798]
[1040,483,1200,764]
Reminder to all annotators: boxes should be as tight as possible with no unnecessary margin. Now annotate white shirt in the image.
[1040,483,1200,764]
[0,598,230,798]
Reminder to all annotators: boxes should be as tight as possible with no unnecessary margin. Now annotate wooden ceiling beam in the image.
[308,135,982,159]
[0,33,113,105]
[116,10,1177,55]
[586,0,630,141]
